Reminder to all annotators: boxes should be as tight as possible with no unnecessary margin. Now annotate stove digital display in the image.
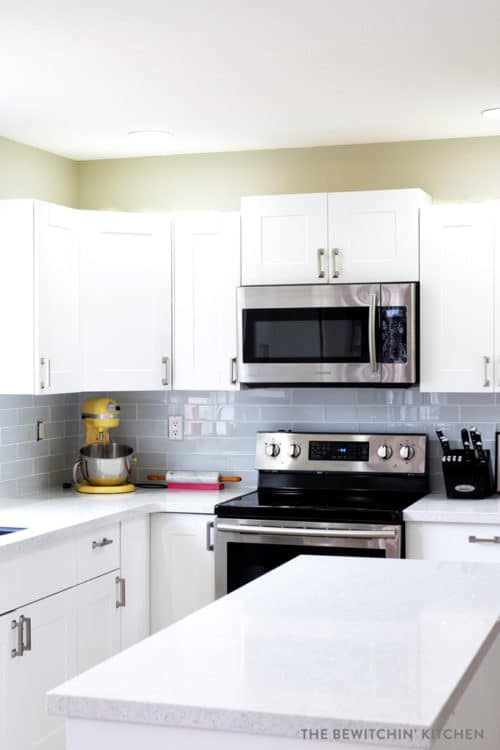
[309,441,370,462]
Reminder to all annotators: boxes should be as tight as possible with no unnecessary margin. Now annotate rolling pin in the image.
[147,471,241,483]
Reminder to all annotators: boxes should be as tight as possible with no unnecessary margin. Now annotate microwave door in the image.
[237,284,382,385]
[380,283,417,385]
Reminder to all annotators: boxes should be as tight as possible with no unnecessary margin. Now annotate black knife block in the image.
[441,450,494,499]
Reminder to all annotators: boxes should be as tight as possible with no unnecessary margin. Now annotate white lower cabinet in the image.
[150,513,215,632]
[120,516,150,649]
[0,588,76,750]
[75,572,121,674]
[406,522,500,562]
[0,517,151,750]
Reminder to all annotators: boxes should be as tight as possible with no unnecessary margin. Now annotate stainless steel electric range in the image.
[214,431,429,597]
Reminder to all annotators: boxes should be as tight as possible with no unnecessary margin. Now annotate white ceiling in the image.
[2,0,500,160]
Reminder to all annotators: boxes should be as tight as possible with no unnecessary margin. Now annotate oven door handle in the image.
[216,523,397,540]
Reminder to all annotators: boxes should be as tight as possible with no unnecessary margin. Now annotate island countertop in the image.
[48,555,500,748]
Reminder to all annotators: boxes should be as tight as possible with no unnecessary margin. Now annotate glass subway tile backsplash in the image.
[108,388,499,491]
[1,388,498,498]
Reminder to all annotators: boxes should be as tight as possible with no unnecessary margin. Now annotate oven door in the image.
[214,518,402,597]
[237,283,382,385]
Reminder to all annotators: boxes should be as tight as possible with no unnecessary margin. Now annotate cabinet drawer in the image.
[0,537,76,615]
[406,522,500,562]
[76,523,120,582]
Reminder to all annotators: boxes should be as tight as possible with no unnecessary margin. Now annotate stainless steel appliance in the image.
[237,283,417,386]
[214,430,428,597]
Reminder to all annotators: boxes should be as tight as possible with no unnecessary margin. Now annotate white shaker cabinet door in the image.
[120,516,150,649]
[36,201,80,394]
[75,572,121,674]
[173,212,240,390]
[1,588,76,750]
[79,210,172,391]
[241,193,328,285]
[150,513,215,632]
[327,189,430,284]
[0,199,80,394]
[420,204,494,392]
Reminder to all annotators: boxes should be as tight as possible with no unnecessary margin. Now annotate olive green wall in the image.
[3,133,500,211]
[0,137,78,206]
[77,135,500,211]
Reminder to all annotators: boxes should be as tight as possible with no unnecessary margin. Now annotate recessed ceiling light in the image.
[127,129,174,137]
[481,108,500,120]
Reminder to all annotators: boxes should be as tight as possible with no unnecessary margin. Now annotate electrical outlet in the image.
[169,416,183,440]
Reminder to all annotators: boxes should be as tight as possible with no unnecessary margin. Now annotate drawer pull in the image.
[468,535,500,544]
[92,537,113,550]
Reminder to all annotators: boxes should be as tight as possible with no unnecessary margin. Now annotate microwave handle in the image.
[369,293,378,373]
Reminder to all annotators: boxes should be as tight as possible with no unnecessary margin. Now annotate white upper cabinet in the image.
[0,200,80,394]
[241,189,429,286]
[173,212,241,390]
[79,210,172,391]
[328,189,430,283]
[420,204,495,392]
[241,193,328,285]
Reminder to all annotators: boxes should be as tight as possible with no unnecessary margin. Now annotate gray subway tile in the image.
[19,474,50,495]
[0,395,33,408]
[291,389,357,405]
[0,409,19,428]
[1,424,35,444]
[18,406,50,425]
[1,459,35,481]
[0,479,18,498]
[260,406,324,422]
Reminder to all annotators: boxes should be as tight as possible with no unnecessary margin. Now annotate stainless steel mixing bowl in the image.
[73,443,135,487]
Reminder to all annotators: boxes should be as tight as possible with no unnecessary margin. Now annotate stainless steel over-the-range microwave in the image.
[237,283,418,386]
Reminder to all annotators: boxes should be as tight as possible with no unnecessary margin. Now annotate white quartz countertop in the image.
[404,493,500,524]
[48,555,500,748]
[0,485,255,554]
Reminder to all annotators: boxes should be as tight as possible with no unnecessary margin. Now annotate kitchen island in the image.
[49,555,500,750]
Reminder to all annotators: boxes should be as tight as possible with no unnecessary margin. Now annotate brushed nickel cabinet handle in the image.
[115,576,126,608]
[317,248,325,278]
[161,356,169,386]
[92,537,113,549]
[39,357,50,390]
[11,615,31,658]
[483,356,491,388]
[468,535,500,544]
[331,248,340,278]
[206,521,214,551]
[230,357,238,384]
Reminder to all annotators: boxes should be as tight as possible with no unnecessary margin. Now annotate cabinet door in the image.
[120,516,150,649]
[420,205,494,392]
[0,200,36,393]
[35,202,80,394]
[328,189,429,283]
[241,194,328,285]
[150,514,215,632]
[79,211,172,391]
[1,589,76,750]
[173,212,240,389]
[75,572,121,674]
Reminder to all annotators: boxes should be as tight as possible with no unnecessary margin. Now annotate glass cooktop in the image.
[215,490,423,524]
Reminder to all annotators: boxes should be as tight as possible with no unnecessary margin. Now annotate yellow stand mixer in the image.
[73,397,136,494]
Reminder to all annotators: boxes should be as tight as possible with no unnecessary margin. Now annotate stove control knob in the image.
[399,444,415,461]
[288,443,301,458]
[377,444,393,460]
[265,442,280,458]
